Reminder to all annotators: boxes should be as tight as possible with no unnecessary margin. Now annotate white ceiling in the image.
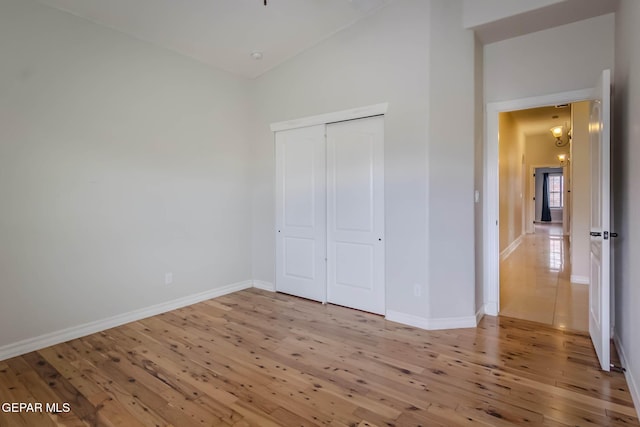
[37,0,391,79]
[509,105,572,136]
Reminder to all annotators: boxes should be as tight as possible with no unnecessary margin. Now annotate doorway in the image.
[485,70,613,372]
[496,104,589,330]
[483,88,593,317]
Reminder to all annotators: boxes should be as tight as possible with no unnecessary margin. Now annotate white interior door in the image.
[275,125,326,302]
[326,116,385,315]
[589,69,611,372]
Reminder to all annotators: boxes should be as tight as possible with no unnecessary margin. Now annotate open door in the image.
[589,69,611,372]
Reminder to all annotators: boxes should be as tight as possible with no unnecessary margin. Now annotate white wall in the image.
[251,0,431,318]
[0,0,252,348]
[570,101,591,281]
[474,36,485,313]
[427,0,476,320]
[251,0,477,322]
[484,13,615,103]
[614,0,640,415]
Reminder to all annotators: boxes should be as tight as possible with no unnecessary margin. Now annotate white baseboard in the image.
[252,280,275,292]
[475,306,485,324]
[500,235,523,261]
[386,310,477,331]
[484,301,498,316]
[614,335,640,420]
[570,275,590,285]
[0,280,253,362]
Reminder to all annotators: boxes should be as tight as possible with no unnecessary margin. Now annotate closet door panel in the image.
[327,116,385,314]
[275,125,326,302]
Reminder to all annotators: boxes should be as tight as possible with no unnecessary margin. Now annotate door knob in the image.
[590,231,602,237]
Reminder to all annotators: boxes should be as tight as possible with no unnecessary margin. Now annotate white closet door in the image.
[275,125,326,302]
[326,116,385,315]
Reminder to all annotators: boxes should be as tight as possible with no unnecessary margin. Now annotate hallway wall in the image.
[498,112,524,253]
[570,102,591,282]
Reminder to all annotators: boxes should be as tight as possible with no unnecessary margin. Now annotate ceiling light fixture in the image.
[250,51,263,60]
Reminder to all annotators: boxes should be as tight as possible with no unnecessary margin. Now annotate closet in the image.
[275,115,385,315]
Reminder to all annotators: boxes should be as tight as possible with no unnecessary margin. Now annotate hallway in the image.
[500,224,589,331]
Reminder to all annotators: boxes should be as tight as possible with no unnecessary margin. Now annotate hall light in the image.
[550,124,571,147]
[558,153,568,165]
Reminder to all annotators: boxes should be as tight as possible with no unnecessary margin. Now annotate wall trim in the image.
[476,306,485,324]
[484,301,498,317]
[570,275,590,285]
[0,280,253,362]
[252,280,276,292]
[386,310,477,331]
[270,103,388,132]
[500,234,523,261]
[614,335,640,420]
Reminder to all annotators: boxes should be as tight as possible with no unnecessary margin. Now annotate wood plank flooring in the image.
[0,289,637,426]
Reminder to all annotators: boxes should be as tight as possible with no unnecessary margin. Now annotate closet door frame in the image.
[270,104,388,133]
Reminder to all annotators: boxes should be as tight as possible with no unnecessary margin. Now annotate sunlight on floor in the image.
[500,223,589,331]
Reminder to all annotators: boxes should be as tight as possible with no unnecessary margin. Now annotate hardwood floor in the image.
[0,289,637,427]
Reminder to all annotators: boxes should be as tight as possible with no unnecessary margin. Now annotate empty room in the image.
[1,0,639,426]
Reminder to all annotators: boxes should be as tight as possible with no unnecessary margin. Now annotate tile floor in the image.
[500,223,589,331]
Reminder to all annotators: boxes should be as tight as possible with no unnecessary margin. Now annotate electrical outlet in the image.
[413,284,421,297]
[165,272,173,285]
